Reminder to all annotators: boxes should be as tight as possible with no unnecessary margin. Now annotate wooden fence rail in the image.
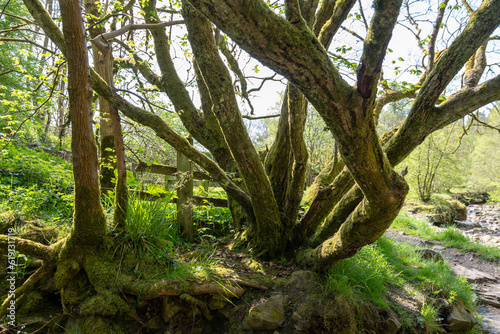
[131,142,228,240]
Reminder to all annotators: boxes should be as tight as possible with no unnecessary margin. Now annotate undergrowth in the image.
[0,143,73,222]
[323,235,476,330]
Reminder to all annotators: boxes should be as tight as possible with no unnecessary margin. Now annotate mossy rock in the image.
[242,295,285,331]
[452,192,490,205]
[428,199,467,225]
[77,315,125,334]
[80,290,132,317]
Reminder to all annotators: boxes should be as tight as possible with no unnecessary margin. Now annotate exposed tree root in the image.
[119,276,246,299]
[0,235,57,262]
[0,234,266,333]
[180,294,213,320]
[226,278,268,290]
[0,264,54,317]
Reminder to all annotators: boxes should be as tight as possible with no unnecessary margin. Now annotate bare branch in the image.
[242,114,280,120]
[92,20,185,53]
[1,12,34,24]
[0,37,56,54]
[470,113,500,134]
[340,26,364,42]
[428,0,449,71]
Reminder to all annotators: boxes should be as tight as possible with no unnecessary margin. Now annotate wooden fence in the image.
[133,144,228,241]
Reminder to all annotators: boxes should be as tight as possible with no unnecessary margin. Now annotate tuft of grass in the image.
[116,193,182,266]
[420,302,445,333]
[324,240,402,308]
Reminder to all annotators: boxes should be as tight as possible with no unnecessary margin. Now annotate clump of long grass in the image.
[117,193,182,266]
[324,240,401,308]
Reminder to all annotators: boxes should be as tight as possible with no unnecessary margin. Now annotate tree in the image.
[16,0,498,267]
[468,106,500,190]
[1,0,499,330]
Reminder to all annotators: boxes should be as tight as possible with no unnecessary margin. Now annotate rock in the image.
[478,291,500,308]
[289,271,317,291]
[208,294,227,310]
[382,315,401,334]
[292,311,301,322]
[243,295,285,331]
[79,291,131,317]
[416,249,444,262]
[447,303,477,331]
[451,264,496,283]
[162,296,181,323]
[146,315,165,330]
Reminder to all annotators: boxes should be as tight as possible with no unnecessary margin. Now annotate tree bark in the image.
[59,0,106,246]
[85,0,128,227]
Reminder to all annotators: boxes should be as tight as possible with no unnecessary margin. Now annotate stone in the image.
[292,311,302,322]
[243,295,285,331]
[162,296,182,323]
[478,291,500,308]
[447,303,477,331]
[289,270,317,291]
[146,315,165,330]
[382,316,401,334]
[451,264,496,283]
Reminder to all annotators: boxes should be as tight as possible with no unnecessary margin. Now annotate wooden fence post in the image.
[177,136,193,241]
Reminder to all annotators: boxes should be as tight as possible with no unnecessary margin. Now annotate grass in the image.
[113,192,183,268]
[0,143,74,222]
[323,235,476,331]
[392,212,500,262]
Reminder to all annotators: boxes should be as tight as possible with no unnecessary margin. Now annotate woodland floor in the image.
[1,205,500,333]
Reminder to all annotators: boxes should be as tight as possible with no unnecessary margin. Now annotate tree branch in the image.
[356,0,403,99]
[89,68,254,214]
[0,37,56,54]
[427,0,449,72]
[91,20,185,53]
[317,0,357,48]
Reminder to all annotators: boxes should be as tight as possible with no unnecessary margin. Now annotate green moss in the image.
[54,258,81,289]
[72,185,107,246]
[83,254,119,293]
[77,316,124,334]
[60,271,91,310]
[17,291,45,317]
[80,290,131,317]
[247,259,265,272]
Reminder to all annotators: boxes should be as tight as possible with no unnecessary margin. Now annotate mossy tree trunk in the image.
[85,0,128,227]
[60,0,107,246]
[182,0,500,268]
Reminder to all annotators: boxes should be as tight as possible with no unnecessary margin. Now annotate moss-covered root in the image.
[0,264,54,317]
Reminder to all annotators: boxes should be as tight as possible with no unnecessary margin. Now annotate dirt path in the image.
[385,222,500,333]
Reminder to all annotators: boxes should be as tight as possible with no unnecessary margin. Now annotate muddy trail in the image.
[385,204,500,333]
